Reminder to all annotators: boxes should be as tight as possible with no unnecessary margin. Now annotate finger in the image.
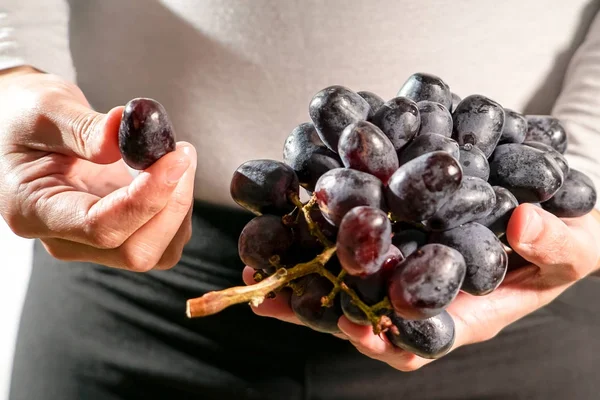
[447,264,546,348]
[39,148,195,272]
[506,204,598,281]
[242,266,303,325]
[115,144,196,270]
[41,201,190,272]
[26,143,193,248]
[21,95,124,163]
[338,316,423,371]
[153,202,194,270]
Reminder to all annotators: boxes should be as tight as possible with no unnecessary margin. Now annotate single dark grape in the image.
[397,73,453,111]
[392,229,428,258]
[371,97,420,151]
[314,168,384,226]
[341,246,403,325]
[336,206,392,277]
[283,122,342,192]
[488,143,564,203]
[451,92,461,113]
[525,115,568,154]
[474,186,519,236]
[452,94,505,157]
[416,100,453,137]
[238,215,294,270]
[309,86,370,152]
[386,310,455,359]
[386,152,462,222]
[542,169,597,218]
[499,108,527,144]
[425,176,496,231]
[291,274,343,334]
[387,244,466,320]
[459,143,490,180]
[358,91,385,121]
[522,141,569,178]
[118,98,176,170]
[398,133,459,166]
[431,222,508,295]
[338,121,399,184]
[230,160,299,215]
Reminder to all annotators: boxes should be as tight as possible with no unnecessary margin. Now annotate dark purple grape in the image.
[522,141,569,178]
[452,94,505,157]
[386,152,462,222]
[488,143,564,203]
[392,229,428,258]
[283,122,342,192]
[499,108,527,144]
[398,133,459,166]
[371,97,420,151]
[238,215,294,270]
[230,160,299,215]
[474,186,519,236]
[336,206,392,277]
[291,274,343,334]
[358,91,385,121]
[542,169,597,218]
[314,168,384,226]
[309,86,370,152]
[118,98,176,170]
[397,73,452,111]
[386,311,455,359]
[431,222,508,295]
[341,246,403,325]
[425,176,496,231]
[525,115,568,154]
[416,100,453,137]
[338,121,399,184]
[459,143,490,180]
[387,244,466,320]
[451,93,461,113]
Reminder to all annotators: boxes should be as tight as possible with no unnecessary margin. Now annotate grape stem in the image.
[186,246,337,318]
[320,270,347,307]
[185,193,393,335]
[288,192,333,248]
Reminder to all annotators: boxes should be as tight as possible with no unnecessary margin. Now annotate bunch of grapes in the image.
[184,73,597,360]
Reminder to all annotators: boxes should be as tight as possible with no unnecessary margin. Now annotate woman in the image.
[3,1,600,399]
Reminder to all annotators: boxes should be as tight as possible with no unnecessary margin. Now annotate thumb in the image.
[56,103,124,164]
[506,204,596,281]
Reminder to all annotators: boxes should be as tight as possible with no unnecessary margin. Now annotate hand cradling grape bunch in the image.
[181,72,597,360]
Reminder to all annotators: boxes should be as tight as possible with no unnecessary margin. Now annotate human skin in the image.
[0,66,197,271]
[243,205,600,371]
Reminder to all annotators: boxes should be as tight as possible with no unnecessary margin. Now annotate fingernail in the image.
[166,159,190,184]
[520,208,544,244]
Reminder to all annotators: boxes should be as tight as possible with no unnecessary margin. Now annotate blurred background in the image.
[0,222,32,400]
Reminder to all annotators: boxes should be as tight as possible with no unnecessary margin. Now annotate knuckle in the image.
[120,248,157,272]
[69,112,101,155]
[157,244,183,270]
[169,193,192,216]
[42,240,73,262]
[398,360,423,372]
[84,218,126,249]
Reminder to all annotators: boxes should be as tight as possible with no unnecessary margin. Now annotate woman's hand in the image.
[0,66,197,271]
[243,203,600,371]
